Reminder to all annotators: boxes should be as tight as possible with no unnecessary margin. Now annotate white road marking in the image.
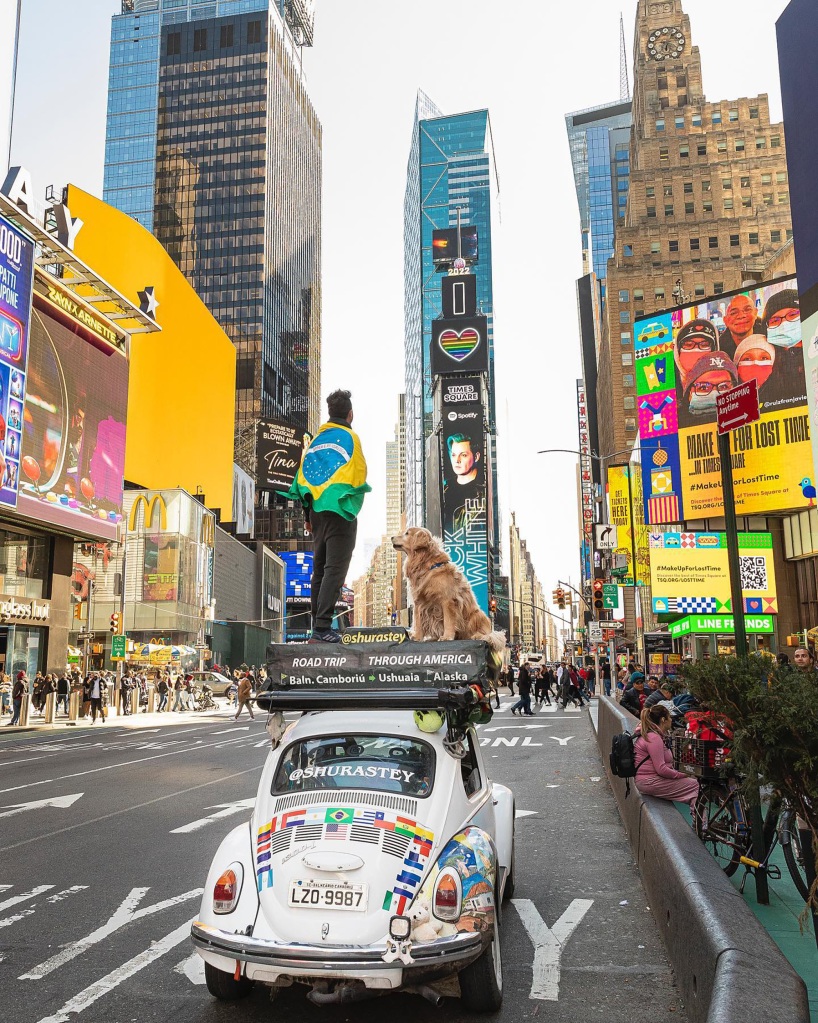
[34,917,193,1023]
[512,898,594,1001]
[549,736,574,746]
[171,798,255,834]
[515,810,538,818]
[0,886,54,912]
[0,885,86,928]
[0,793,83,819]
[254,739,270,748]
[212,726,249,734]
[47,885,88,902]
[484,724,550,731]
[522,737,543,746]
[174,951,206,984]
[20,887,203,980]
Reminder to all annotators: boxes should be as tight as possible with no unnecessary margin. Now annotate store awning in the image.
[669,614,775,638]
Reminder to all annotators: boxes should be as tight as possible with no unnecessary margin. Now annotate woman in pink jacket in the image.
[634,704,699,806]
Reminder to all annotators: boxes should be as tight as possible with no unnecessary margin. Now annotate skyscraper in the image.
[103,0,321,435]
[0,0,21,173]
[403,94,500,537]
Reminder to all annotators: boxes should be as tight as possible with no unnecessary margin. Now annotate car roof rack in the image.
[257,638,493,712]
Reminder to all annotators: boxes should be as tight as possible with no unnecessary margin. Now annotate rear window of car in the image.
[272,734,435,798]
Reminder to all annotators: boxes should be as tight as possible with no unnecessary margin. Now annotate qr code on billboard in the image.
[739,556,768,592]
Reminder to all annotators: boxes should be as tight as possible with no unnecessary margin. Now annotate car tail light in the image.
[432,868,462,922]
[213,864,243,914]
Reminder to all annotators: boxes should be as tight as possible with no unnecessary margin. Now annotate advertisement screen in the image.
[257,418,309,492]
[19,290,128,541]
[0,214,34,510]
[440,377,488,612]
[432,226,479,267]
[278,550,313,601]
[143,536,179,602]
[649,531,777,616]
[232,462,255,536]
[607,465,635,587]
[635,278,812,523]
[430,315,489,376]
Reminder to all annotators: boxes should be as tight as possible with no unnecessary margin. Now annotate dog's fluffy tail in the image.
[480,630,506,654]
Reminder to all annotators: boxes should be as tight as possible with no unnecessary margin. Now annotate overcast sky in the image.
[11,0,792,595]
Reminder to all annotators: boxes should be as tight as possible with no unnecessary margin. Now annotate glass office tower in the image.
[404,96,499,535]
[103,0,321,435]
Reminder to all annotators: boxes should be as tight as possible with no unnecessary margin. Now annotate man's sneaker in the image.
[310,629,342,644]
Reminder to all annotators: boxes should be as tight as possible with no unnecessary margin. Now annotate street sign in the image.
[602,584,619,609]
[588,623,603,643]
[111,635,127,661]
[594,524,618,551]
[600,620,624,631]
[77,632,93,642]
[716,378,760,436]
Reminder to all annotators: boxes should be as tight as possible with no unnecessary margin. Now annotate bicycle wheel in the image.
[694,782,749,876]
[779,809,810,902]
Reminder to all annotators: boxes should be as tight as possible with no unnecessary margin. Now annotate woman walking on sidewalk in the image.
[234,673,255,721]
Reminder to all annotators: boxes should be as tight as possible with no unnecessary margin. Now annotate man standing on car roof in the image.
[286,390,371,644]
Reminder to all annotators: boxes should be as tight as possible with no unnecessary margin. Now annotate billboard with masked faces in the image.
[635,276,813,523]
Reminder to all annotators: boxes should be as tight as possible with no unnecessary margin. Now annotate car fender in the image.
[491,782,514,872]
[197,820,258,929]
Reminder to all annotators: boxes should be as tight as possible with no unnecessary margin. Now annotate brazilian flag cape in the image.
[285,421,371,520]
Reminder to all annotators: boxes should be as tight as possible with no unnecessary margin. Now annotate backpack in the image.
[609,731,649,796]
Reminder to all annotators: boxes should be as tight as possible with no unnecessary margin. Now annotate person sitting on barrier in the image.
[633,705,699,806]
[620,674,646,717]
[643,680,674,709]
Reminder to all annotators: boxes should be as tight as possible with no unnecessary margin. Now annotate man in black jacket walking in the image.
[510,664,534,716]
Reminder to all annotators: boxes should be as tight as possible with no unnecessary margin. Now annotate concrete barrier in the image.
[596,696,809,1023]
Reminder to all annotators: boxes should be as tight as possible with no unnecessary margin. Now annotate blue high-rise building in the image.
[103,0,321,435]
[565,99,632,294]
[403,94,499,536]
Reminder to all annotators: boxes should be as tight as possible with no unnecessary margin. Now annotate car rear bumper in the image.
[191,920,483,979]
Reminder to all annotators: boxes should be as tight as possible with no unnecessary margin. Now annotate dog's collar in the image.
[428,561,447,572]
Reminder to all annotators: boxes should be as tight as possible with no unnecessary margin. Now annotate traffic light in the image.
[110,611,121,634]
[489,595,497,614]
[552,589,560,606]
[557,588,566,610]
[592,579,604,612]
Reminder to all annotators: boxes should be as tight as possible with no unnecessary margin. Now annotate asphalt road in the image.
[0,697,687,1022]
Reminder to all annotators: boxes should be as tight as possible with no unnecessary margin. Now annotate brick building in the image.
[597,0,795,459]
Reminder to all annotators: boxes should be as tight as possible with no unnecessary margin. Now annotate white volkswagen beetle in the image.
[191,706,515,1011]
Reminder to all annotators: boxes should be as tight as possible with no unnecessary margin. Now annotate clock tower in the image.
[632,0,704,144]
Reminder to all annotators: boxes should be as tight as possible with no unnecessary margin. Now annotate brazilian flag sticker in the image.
[325,808,354,824]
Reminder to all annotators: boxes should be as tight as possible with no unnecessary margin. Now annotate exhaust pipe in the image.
[306,983,381,1005]
[417,986,445,1006]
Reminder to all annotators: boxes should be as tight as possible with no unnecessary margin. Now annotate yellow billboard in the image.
[607,465,635,587]
[65,186,235,520]
[648,531,777,615]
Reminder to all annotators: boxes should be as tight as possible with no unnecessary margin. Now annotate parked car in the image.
[191,707,515,1010]
[190,671,234,697]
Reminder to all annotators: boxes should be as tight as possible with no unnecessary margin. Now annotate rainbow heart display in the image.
[438,327,481,362]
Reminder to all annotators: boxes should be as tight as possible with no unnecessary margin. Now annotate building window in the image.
[771,230,782,244]
[722,178,732,190]
[714,283,724,294]
[193,27,207,50]
[779,192,790,205]
[651,242,661,254]
[166,31,181,55]
[730,234,740,246]
[633,289,644,301]
[776,171,787,184]
[620,311,631,323]
[624,244,633,257]
[247,19,262,43]
[619,290,629,302]
[750,106,759,119]
[665,204,674,217]
[655,287,665,301]
[685,202,694,214]
[709,236,718,248]
[787,229,794,241]
[677,74,687,87]
[647,206,657,218]
[675,116,685,130]
[623,374,634,387]
[749,232,759,247]
[220,23,234,46]
[621,332,631,345]
[646,185,655,198]
[702,180,711,192]
[735,139,745,152]
[664,184,673,197]
[659,148,669,163]
[740,176,750,188]
[668,241,679,253]
[236,357,254,390]
[728,108,739,122]
[717,140,727,153]
[763,193,774,206]
[684,182,693,194]
[622,353,633,366]
[741,197,752,208]
[625,418,637,433]
[656,119,665,132]
[724,198,734,210]
[692,112,702,127]
[658,76,668,90]
[703,200,713,213]
[756,136,767,149]
[623,396,636,410]
[679,145,689,159]
[678,95,688,106]
[695,285,706,297]
[697,143,707,156]
[690,238,700,251]
[712,111,722,125]
[771,134,781,148]
[761,173,772,185]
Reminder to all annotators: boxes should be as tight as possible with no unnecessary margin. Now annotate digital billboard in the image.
[278,550,313,602]
[440,377,488,612]
[607,465,635,587]
[143,536,179,602]
[0,213,34,511]
[19,279,128,541]
[232,462,255,536]
[257,417,309,492]
[431,315,489,376]
[649,531,777,616]
[432,226,479,268]
[635,278,812,523]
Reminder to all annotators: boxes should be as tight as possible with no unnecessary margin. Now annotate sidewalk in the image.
[0,700,242,737]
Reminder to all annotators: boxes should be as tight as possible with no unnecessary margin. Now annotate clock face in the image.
[647,26,686,61]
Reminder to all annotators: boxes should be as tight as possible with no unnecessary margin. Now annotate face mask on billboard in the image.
[688,392,717,415]
[767,319,802,349]
[737,358,773,388]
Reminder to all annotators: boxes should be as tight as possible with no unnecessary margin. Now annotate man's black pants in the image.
[310,510,357,630]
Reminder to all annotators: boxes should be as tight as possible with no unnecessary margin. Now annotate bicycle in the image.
[672,733,810,900]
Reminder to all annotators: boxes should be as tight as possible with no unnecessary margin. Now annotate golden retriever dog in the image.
[392,527,505,653]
